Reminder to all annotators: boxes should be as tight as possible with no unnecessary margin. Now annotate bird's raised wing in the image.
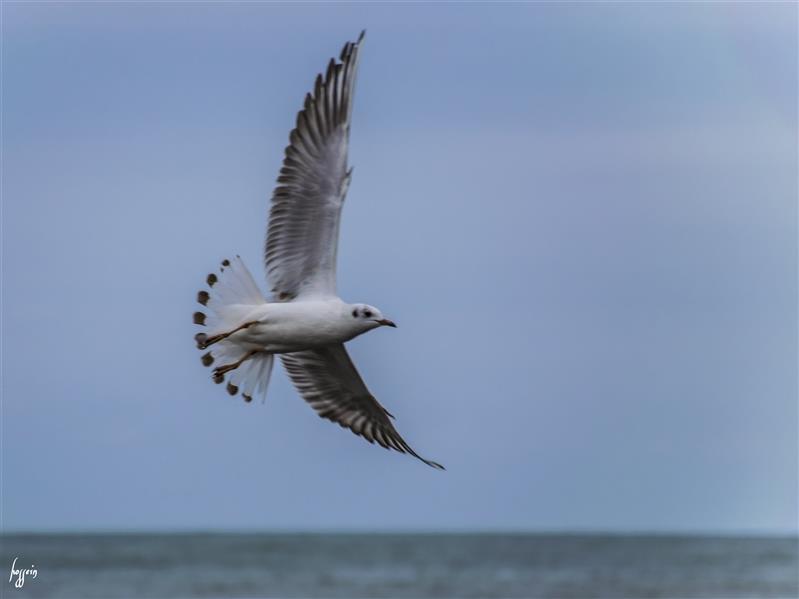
[281,345,445,470]
[265,32,364,301]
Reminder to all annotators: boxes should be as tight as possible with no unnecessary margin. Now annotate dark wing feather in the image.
[281,345,445,470]
[265,32,364,300]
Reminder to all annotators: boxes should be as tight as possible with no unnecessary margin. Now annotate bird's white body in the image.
[226,298,375,353]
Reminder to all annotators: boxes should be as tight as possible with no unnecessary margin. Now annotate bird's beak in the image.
[376,318,397,328]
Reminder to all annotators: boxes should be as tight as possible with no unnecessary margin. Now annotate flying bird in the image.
[192,32,444,470]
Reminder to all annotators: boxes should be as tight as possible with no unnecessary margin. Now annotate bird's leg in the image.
[195,320,259,350]
[212,349,260,380]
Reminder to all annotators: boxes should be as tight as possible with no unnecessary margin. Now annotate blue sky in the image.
[2,2,796,534]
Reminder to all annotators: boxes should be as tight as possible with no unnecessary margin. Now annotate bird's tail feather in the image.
[193,256,273,403]
[193,256,265,336]
[199,342,274,403]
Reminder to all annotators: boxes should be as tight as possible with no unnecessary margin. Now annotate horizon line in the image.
[2,527,797,539]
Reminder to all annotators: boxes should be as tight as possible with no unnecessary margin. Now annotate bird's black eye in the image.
[364,310,372,318]
[352,309,358,318]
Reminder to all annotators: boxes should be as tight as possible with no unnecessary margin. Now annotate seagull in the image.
[192,32,444,470]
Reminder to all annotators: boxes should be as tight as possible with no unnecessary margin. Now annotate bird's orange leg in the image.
[194,320,259,350]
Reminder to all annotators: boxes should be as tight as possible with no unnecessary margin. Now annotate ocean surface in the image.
[0,533,796,598]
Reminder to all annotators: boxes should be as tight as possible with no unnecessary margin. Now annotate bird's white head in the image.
[349,303,396,331]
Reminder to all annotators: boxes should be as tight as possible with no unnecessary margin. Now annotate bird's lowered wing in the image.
[265,32,364,301]
[281,345,445,470]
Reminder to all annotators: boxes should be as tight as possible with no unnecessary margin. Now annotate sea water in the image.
[1,533,796,598]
